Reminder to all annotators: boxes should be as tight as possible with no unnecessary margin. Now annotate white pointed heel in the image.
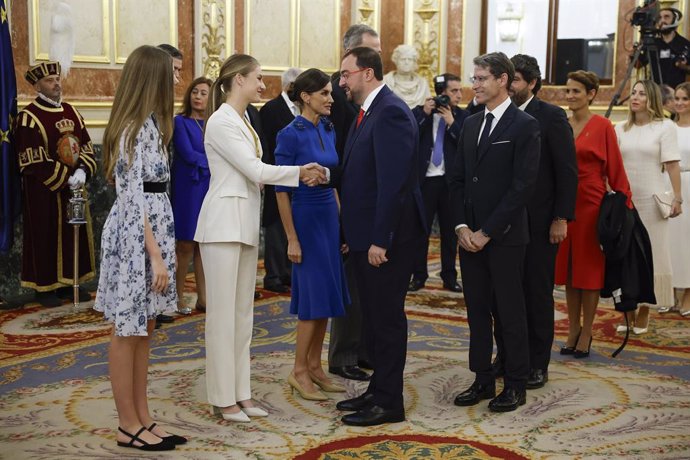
[241,406,268,417]
[210,405,251,422]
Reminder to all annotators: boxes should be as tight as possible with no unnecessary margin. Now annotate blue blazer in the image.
[335,85,426,251]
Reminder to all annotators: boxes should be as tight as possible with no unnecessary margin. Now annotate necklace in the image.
[192,117,203,132]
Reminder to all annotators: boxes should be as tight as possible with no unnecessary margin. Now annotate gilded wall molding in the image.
[197,0,234,80]
[404,0,447,88]
[355,0,381,31]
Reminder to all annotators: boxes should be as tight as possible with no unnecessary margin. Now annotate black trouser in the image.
[411,176,458,285]
[262,220,291,287]
[460,243,529,391]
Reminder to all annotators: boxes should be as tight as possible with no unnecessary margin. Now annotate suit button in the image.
[472,176,478,182]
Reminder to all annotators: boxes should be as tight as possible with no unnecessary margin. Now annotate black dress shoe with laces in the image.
[329,365,370,381]
[491,356,505,378]
[341,405,405,426]
[336,392,375,411]
[443,281,463,292]
[526,369,548,389]
[453,382,496,407]
[488,387,526,412]
[407,279,425,292]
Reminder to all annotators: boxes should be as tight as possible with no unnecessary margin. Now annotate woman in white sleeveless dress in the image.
[615,80,683,334]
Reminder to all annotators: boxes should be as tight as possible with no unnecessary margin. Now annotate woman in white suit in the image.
[195,54,324,422]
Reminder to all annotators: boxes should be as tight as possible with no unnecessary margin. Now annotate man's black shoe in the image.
[526,369,548,389]
[492,356,505,378]
[407,279,425,292]
[443,281,463,293]
[336,392,375,411]
[488,387,526,412]
[35,290,63,308]
[329,365,370,381]
[453,382,496,407]
[55,286,91,302]
[156,314,174,324]
[341,405,405,426]
[264,283,289,293]
[357,359,373,370]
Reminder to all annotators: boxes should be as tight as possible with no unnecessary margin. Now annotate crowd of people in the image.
[11,15,689,452]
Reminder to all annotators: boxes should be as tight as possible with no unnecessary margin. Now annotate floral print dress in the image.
[94,116,177,336]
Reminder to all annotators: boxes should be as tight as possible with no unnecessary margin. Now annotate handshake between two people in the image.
[299,162,328,187]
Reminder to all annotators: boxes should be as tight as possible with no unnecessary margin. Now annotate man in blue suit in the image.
[409,73,469,293]
[449,52,541,413]
[328,47,426,426]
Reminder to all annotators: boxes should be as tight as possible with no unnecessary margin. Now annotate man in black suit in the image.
[449,52,540,412]
[330,47,426,426]
[492,54,578,389]
[327,24,381,382]
[260,68,302,294]
[409,73,468,293]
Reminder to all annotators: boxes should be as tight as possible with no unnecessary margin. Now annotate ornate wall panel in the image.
[195,0,235,79]
[354,0,381,31]
[31,0,110,64]
[404,0,447,87]
[113,0,177,64]
[297,0,339,70]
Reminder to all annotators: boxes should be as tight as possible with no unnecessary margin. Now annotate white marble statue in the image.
[383,44,431,109]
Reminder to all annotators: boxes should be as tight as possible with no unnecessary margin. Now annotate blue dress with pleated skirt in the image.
[275,116,349,320]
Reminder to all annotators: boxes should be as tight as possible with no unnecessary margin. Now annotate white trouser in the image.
[200,241,258,407]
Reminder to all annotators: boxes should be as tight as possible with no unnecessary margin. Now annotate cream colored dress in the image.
[669,125,690,288]
[615,119,680,307]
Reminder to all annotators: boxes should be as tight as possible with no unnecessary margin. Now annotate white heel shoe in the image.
[210,405,251,422]
[241,406,268,417]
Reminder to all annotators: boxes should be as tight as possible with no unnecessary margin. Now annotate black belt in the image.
[143,182,167,193]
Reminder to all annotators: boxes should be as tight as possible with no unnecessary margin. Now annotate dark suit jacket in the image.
[523,97,578,232]
[259,96,294,226]
[449,102,541,246]
[330,72,359,160]
[412,105,469,183]
[334,85,425,251]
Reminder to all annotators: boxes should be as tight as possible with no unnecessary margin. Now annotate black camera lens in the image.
[433,95,450,107]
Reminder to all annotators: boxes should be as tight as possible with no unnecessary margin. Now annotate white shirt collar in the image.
[483,95,512,122]
[281,91,299,115]
[518,95,534,112]
[361,83,386,112]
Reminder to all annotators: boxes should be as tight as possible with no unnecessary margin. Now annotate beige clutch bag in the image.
[652,190,674,219]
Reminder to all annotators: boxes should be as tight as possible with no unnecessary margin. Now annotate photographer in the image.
[408,74,469,292]
[654,8,690,88]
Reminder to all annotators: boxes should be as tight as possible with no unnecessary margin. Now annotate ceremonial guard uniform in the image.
[14,62,96,303]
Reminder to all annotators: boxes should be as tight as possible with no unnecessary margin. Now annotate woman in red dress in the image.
[554,71,632,358]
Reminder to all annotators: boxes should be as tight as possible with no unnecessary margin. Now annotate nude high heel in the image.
[309,373,346,393]
[288,373,328,401]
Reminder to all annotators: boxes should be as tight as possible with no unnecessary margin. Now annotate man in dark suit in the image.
[330,47,425,426]
[327,24,381,382]
[409,73,469,293]
[260,68,302,293]
[449,52,541,412]
[492,54,578,389]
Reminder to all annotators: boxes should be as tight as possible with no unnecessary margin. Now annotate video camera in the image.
[631,0,660,38]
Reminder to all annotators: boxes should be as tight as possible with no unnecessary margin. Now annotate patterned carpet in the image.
[1,245,690,459]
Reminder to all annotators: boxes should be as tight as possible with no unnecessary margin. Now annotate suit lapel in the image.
[343,85,389,167]
[477,103,517,164]
[228,105,261,157]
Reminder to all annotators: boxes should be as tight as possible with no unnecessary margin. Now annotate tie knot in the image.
[485,112,494,122]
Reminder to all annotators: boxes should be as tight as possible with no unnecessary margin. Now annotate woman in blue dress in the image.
[275,69,349,400]
[171,77,213,314]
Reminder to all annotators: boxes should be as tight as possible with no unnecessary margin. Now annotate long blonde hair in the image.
[102,45,174,179]
[206,54,259,122]
[624,79,664,131]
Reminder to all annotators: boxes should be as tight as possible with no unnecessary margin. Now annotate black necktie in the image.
[478,112,494,150]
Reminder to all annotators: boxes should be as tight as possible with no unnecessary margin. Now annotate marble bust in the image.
[383,44,431,109]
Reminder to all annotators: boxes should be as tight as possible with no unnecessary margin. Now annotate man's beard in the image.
[660,26,676,36]
[511,88,529,107]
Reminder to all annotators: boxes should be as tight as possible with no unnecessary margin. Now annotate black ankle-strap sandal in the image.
[117,426,175,451]
[148,422,188,445]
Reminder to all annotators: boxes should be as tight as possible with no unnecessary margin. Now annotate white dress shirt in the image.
[281,91,300,116]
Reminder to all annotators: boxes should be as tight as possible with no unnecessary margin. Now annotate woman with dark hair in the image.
[555,70,632,358]
[195,55,324,422]
[615,80,682,333]
[669,82,690,316]
[275,68,349,400]
[171,76,213,314]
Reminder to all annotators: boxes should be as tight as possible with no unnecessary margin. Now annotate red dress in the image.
[555,115,632,290]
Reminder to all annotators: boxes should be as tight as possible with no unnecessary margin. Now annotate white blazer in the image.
[194,103,300,246]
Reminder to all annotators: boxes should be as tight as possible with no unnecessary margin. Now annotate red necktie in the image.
[356,108,365,129]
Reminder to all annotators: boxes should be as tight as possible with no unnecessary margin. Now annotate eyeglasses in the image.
[469,75,494,84]
[339,68,370,80]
